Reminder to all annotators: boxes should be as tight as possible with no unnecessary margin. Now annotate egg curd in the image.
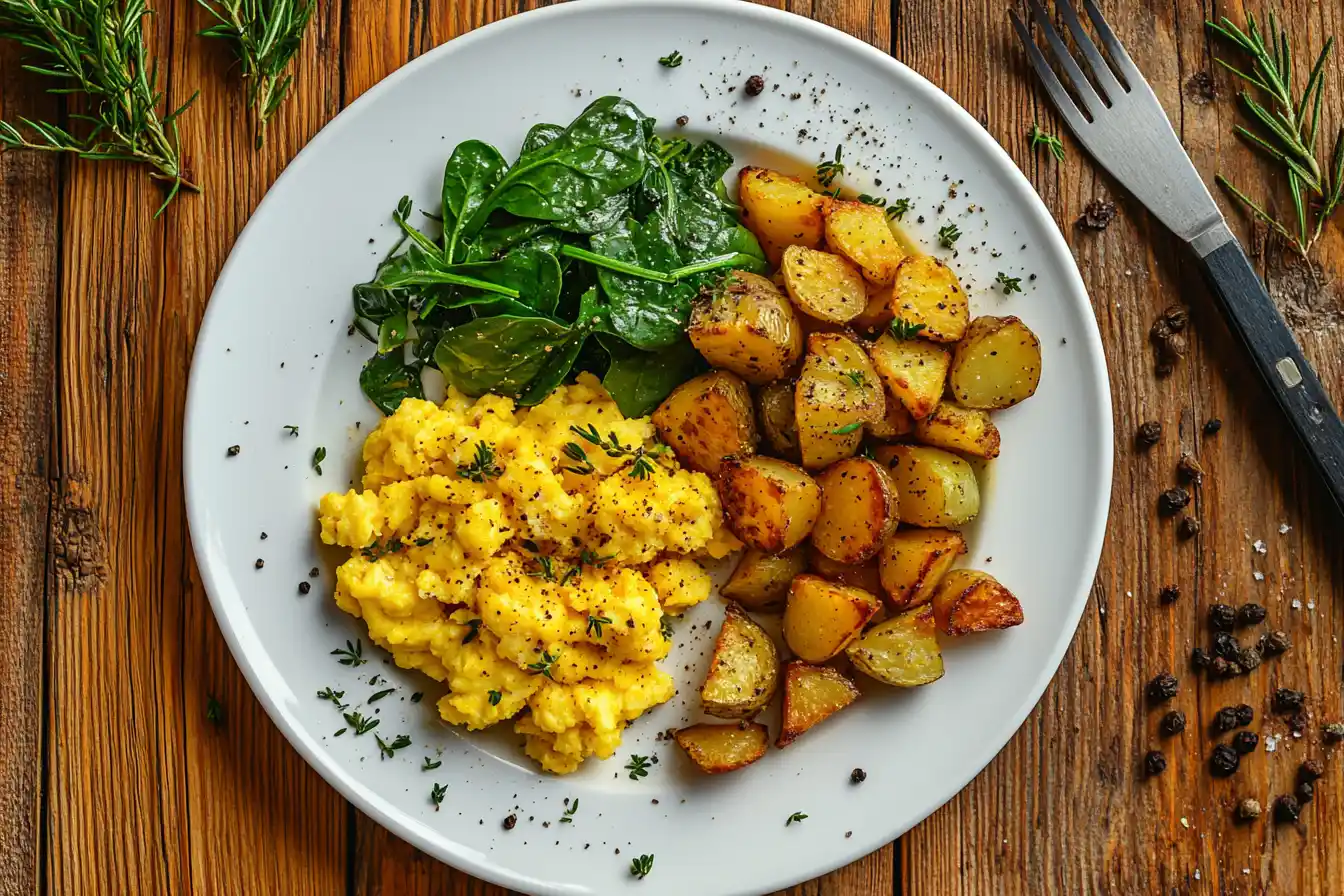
[317,374,739,774]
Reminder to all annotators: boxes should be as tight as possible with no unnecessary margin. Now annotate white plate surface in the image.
[184,3,1113,893]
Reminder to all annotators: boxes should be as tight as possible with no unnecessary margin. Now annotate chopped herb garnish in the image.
[488,689,502,706]
[569,424,663,480]
[996,272,1023,295]
[889,197,912,220]
[368,688,396,704]
[316,687,347,709]
[658,50,683,67]
[859,443,876,460]
[410,692,423,703]
[586,614,613,638]
[561,442,596,476]
[422,756,442,771]
[659,615,674,641]
[937,223,961,248]
[890,318,926,340]
[430,782,447,810]
[843,369,867,386]
[830,421,864,435]
[462,618,481,645]
[311,446,326,475]
[331,639,367,666]
[1027,123,1065,161]
[630,854,654,879]
[206,695,224,726]
[333,727,347,737]
[360,537,405,561]
[457,441,503,483]
[375,732,411,759]
[283,425,299,436]
[412,536,434,547]
[559,798,579,824]
[816,144,844,189]
[527,649,560,679]
[626,754,652,780]
[343,710,379,735]
[528,555,557,582]
[786,811,809,826]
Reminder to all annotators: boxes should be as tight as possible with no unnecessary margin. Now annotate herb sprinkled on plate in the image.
[626,754,652,780]
[786,811,808,826]
[658,50,683,67]
[430,782,447,810]
[996,272,1023,294]
[629,854,654,879]
[311,446,326,474]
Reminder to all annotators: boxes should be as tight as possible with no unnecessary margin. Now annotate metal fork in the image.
[1011,0,1344,519]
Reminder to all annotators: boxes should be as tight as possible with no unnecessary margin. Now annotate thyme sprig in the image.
[568,424,665,480]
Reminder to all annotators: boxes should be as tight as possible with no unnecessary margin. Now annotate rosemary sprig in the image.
[0,0,200,214]
[195,0,314,148]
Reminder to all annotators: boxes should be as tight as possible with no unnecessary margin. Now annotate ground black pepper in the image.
[1260,630,1291,656]
[1236,603,1267,626]
[1159,710,1186,737]
[1136,421,1162,448]
[1210,744,1240,777]
[744,74,764,96]
[309,567,320,578]
[1238,646,1262,672]
[1163,305,1190,331]
[1208,604,1236,631]
[1273,688,1306,714]
[1273,794,1301,823]
[675,115,689,127]
[1078,198,1117,230]
[1144,750,1167,776]
[850,768,867,784]
[503,814,518,830]
[1178,517,1201,540]
[1209,656,1230,678]
[227,445,241,457]
[1159,584,1181,605]
[1158,487,1191,516]
[1236,798,1262,822]
[1203,418,1223,435]
[1289,710,1310,735]
[1146,672,1179,703]
[298,581,311,595]
[1232,731,1259,754]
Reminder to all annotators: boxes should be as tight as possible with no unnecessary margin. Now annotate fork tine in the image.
[1080,0,1141,84]
[1026,0,1105,117]
[1009,8,1089,134]
[1056,0,1126,100]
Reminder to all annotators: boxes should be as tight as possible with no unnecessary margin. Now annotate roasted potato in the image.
[700,601,780,719]
[845,603,944,687]
[739,167,828,265]
[878,528,967,609]
[780,245,868,324]
[808,546,883,594]
[867,333,952,420]
[795,333,884,469]
[756,380,800,460]
[824,199,906,286]
[675,722,769,773]
[867,389,915,440]
[887,255,968,343]
[930,569,1025,635]
[948,315,1043,409]
[720,456,822,552]
[875,444,980,528]
[688,271,804,384]
[851,283,895,334]
[653,370,757,476]
[912,402,1001,459]
[783,574,882,663]
[812,457,899,564]
[722,547,808,612]
[777,662,860,747]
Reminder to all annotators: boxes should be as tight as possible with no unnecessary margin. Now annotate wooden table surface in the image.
[3,0,1343,893]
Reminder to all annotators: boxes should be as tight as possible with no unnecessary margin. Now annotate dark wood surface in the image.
[1,0,1341,893]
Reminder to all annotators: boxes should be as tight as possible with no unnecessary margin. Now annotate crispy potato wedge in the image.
[867,333,952,420]
[948,315,1043,409]
[812,457,899,564]
[757,380,801,460]
[780,245,868,324]
[653,371,757,476]
[701,602,781,719]
[783,574,882,663]
[867,388,915,440]
[675,722,769,773]
[912,402,1001,459]
[845,603,944,687]
[739,167,828,265]
[824,199,906,286]
[931,569,1025,635]
[720,456,822,552]
[722,547,808,612]
[888,255,969,343]
[795,333,884,469]
[878,528,968,610]
[808,546,883,594]
[688,271,804,384]
[851,283,895,334]
[875,444,980,528]
[777,662,860,747]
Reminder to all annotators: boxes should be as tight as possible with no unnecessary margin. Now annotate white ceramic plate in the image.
[184,2,1112,893]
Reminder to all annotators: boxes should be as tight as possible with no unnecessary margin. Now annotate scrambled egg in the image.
[318,374,738,774]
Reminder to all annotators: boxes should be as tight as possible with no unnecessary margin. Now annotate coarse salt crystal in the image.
[1307,601,1316,610]
[1292,599,1302,609]
[1279,523,1291,534]
[1180,817,1189,828]
[1253,540,1267,554]
[1244,869,1251,875]
[1195,870,1201,880]
[1265,735,1280,752]
[1253,571,1265,581]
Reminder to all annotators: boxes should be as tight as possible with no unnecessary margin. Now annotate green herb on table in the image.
[311,446,326,475]
[430,782,447,810]
[586,614,613,638]
[527,649,560,679]
[786,811,808,826]
[422,755,442,771]
[206,695,224,726]
[331,639,367,666]
[316,687,347,709]
[830,421,863,435]
[996,272,1023,295]
[658,50,683,68]
[629,854,654,879]
[1027,123,1065,161]
[889,319,927,340]
[626,754,652,780]
[375,732,411,759]
[343,711,379,735]
[488,690,502,706]
[456,441,502,483]
[558,798,579,824]
[937,223,961,248]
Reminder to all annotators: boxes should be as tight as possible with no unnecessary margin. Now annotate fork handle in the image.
[1199,239,1344,518]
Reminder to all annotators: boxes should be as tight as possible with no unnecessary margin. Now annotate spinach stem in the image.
[381,270,522,298]
[667,253,757,280]
[560,245,675,283]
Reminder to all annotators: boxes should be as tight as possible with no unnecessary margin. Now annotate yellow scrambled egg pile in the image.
[318,374,738,774]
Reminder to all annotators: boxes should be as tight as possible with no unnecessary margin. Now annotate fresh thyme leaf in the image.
[659,615,674,641]
[843,369,867,386]
[430,782,447,810]
[462,619,481,645]
[412,537,434,547]
[658,50,683,68]
[343,710,379,735]
[859,443,876,460]
[333,727,347,737]
[316,687,347,709]
[561,442,596,475]
[375,732,411,759]
[368,688,396,704]
[527,648,560,679]
[311,446,326,475]
[889,319,927,340]
[586,614,613,638]
[567,424,662,480]
[528,555,557,582]
[830,421,863,435]
[1027,123,1065,162]
[558,798,579,823]
[206,695,224,726]
[630,854,654,879]
[786,811,808,826]
[422,755,442,771]
[283,425,299,436]
[889,197,912,220]
[456,441,503,483]
[626,754,652,780]
[410,692,423,703]
[488,689,502,706]
[331,639,367,666]
[996,272,1023,295]
[816,144,844,190]
[936,223,961,248]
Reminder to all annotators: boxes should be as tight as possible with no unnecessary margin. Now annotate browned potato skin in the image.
[812,457,899,564]
[845,603,945,687]
[867,333,952,420]
[653,371,757,476]
[824,199,906,286]
[780,245,868,324]
[874,444,980,528]
[912,402,1002,459]
[738,167,828,265]
[795,333,884,470]
[867,389,915,440]
[851,283,895,334]
[722,547,808,612]
[700,602,781,719]
[675,722,770,773]
[688,271,803,384]
[948,315,1043,410]
[807,546,883,594]
[783,574,882,663]
[878,528,968,610]
[931,569,1025,635]
[720,456,822,552]
[888,255,969,343]
[756,380,801,460]
[777,661,860,747]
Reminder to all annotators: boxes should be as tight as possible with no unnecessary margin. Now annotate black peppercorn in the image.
[1136,421,1162,448]
[1212,632,1239,659]
[1324,722,1344,743]
[1296,781,1314,804]
[1210,744,1241,777]
[1232,731,1259,754]
[1236,603,1267,626]
[1234,704,1255,727]
[1236,798,1262,822]
[1260,630,1291,656]
[1176,454,1205,484]
[1190,647,1210,671]
[1209,656,1230,678]
[1238,646,1262,672]
[1299,759,1324,784]
[1146,672,1179,703]
[254,558,265,569]
[1158,487,1192,516]
[227,445,241,457]
[1208,603,1236,631]
[1289,710,1310,734]
[502,814,518,830]
[298,581,311,595]
[1203,418,1222,435]
[1273,688,1306,714]
[1159,710,1186,737]
[1273,795,1301,823]
[1177,517,1201,539]
[745,74,765,96]
[1212,707,1241,734]
[850,768,867,784]
[1159,584,1181,605]
[675,115,689,127]
[1144,750,1167,776]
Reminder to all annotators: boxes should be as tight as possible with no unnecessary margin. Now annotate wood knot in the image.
[51,500,106,592]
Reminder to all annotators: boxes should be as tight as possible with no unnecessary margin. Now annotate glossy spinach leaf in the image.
[433,316,572,397]
[441,140,507,262]
[447,243,563,315]
[555,189,632,234]
[680,139,734,185]
[354,244,448,323]
[463,218,554,262]
[668,168,766,268]
[599,334,707,418]
[590,211,697,350]
[517,288,606,406]
[519,122,564,155]
[360,352,425,415]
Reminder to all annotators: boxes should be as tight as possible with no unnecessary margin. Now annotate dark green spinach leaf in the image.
[520,122,564,155]
[360,352,425,415]
[599,335,706,417]
[590,211,697,350]
[517,288,607,406]
[441,140,507,262]
[448,243,563,315]
[433,316,572,397]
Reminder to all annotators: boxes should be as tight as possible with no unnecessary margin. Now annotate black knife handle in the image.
[1200,240,1344,518]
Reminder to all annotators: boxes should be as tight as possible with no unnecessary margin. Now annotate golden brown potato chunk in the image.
[851,283,895,334]
[780,245,868,324]
[824,199,906,286]
[808,546,883,594]
[812,457,899,564]
[912,402,1002,459]
[795,333,884,469]
[887,255,969,343]
[777,662,860,747]
[720,456,822,552]
[948,315,1043,409]
[875,444,980,528]
[878,528,968,610]
[722,547,808,612]
[675,722,769,773]
[756,380,801,460]
[783,574,882,663]
[867,388,916,440]
[688,271,804,384]
[739,167,828,265]
[845,603,945,687]
[653,371,757,476]
[930,569,1025,635]
[701,602,781,719]
[867,333,952,420]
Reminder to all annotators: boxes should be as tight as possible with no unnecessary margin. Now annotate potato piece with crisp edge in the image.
[720,456,821,551]
[776,662,860,747]
[812,457,899,564]
[851,283,895,334]
[875,444,980,528]
[688,272,803,384]
[722,547,808,612]
[700,602,780,719]
[931,569,1025,635]
[913,402,1001,459]
[795,333,884,469]
[780,245,868,324]
[824,199,907,286]
[845,603,945,687]
[949,315,1043,409]
[887,255,968,343]
[739,167,828,265]
[675,722,769,774]
[808,546,883,594]
[867,388,915,440]
[878,528,968,610]
[867,333,951,420]
[757,381,801,460]
[783,575,882,663]
[653,371,757,476]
